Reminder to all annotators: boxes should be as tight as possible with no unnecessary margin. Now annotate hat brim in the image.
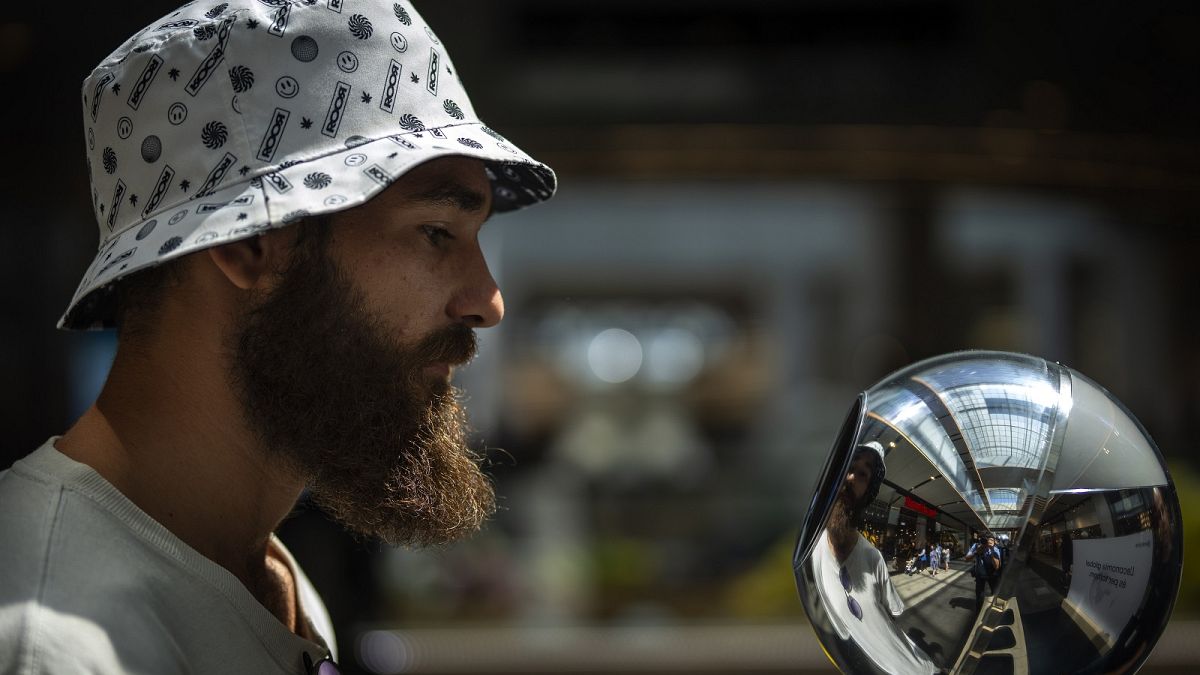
[59,121,555,331]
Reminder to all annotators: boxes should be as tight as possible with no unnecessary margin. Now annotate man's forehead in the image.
[850,450,875,469]
[385,158,491,212]
[408,180,489,214]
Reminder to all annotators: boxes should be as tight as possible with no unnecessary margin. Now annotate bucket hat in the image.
[63,0,556,330]
[854,441,886,504]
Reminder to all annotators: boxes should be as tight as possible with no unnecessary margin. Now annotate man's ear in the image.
[207,229,294,290]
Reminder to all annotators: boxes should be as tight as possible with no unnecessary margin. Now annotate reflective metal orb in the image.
[794,351,1182,675]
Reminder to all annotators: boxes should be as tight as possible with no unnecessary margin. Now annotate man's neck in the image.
[828,527,860,564]
[55,336,305,627]
[250,541,302,634]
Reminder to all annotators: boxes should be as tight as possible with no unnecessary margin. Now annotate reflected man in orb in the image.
[812,442,938,675]
[965,534,1003,612]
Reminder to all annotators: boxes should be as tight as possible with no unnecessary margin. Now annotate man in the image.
[812,442,937,674]
[0,2,555,673]
[965,533,1004,611]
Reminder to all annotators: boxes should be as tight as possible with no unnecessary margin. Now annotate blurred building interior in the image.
[2,1,1198,673]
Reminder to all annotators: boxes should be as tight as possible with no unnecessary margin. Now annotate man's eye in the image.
[420,224,455,246]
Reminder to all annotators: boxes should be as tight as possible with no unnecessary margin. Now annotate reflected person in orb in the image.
[812,442,938,674]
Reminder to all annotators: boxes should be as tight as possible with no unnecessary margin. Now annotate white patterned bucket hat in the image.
[63,0,556,330]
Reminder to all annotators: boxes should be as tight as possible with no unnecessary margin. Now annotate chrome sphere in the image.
[794,351,1182,675]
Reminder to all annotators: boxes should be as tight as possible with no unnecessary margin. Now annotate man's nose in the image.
[448,246,504,328]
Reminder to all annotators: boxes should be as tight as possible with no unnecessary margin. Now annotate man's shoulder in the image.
[852,535,886,565]
[0,444,176,623]
[0,601,127,674]
[0,451,189,672]
[0,450,75,604]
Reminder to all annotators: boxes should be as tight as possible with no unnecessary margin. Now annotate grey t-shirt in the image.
[0,439,336,674]
[813,532,936,674]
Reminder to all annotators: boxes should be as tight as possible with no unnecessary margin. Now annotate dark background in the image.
[2,1,1199,673]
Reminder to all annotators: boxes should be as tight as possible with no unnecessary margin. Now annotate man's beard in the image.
[827,486,863,558]
[227,223,496,547]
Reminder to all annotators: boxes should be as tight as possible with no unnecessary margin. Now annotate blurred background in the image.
[2,1,1199,673]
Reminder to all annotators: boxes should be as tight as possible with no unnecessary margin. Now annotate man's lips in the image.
[424,362,452,378]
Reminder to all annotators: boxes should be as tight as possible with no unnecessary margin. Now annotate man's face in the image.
[843,451,875,507]
[228,157,502,546]
[327,157,503,359]
[828,450,875,539]
[987,537,996,548]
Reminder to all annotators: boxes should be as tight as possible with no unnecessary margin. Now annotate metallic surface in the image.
[794,351,1182,674]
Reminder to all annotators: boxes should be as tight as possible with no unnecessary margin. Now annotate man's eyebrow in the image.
[408,181,488,214]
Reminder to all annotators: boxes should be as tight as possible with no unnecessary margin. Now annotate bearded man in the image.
[0,2,555,673]
[812,442,938,674]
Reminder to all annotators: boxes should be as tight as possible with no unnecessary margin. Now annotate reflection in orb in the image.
[794,351,1182,675]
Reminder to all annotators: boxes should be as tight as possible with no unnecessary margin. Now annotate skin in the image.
[55,156,499,631]
[827,450,875,562]
[843,451,873,506]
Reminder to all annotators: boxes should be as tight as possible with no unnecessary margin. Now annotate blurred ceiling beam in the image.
[510,124,1200,195]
